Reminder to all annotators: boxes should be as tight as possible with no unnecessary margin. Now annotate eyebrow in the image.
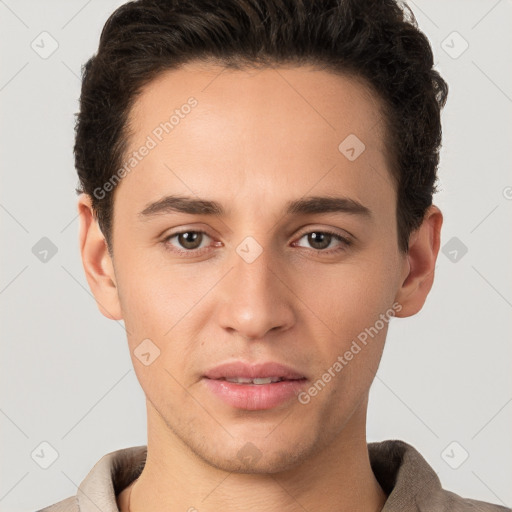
[138,194,372,220]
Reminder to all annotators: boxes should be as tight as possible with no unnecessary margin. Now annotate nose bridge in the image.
[234,240,277,298]
[216,238,294,339]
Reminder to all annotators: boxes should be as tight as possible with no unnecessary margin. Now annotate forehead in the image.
[115,62,394,220]
[128,61,389,154]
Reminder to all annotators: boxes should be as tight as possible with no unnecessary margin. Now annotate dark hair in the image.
[74,0,448,254]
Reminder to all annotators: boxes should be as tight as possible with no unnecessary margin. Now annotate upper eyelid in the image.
[295,226,352,240]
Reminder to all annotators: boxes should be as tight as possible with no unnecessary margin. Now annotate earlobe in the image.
[394,205,443,318]
[77,194,123,320]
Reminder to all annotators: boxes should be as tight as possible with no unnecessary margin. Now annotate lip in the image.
[202,361,308,411]
[204,361,306,381]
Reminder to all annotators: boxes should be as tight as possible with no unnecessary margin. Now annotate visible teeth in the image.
[253,377,276,385]
[225,377,282,384]
[226,377,253,384]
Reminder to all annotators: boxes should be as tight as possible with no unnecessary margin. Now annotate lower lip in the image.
[202,378,307,410]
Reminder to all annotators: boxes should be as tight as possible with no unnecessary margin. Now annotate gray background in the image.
[1,1,511,511]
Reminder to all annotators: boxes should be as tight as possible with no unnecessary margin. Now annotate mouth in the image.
[202,361,308,410]
[203,360,306,381]
[219,376,300,385]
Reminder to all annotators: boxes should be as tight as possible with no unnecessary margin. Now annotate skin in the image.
[78,62,442,512]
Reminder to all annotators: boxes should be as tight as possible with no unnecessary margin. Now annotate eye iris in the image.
[309,232,331,250]
[179,232,202,249]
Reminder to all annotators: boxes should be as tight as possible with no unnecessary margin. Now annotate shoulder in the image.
[416,487,511,511]
[36,495,79,512]
[33,445,146,512]
[368,439,510,512]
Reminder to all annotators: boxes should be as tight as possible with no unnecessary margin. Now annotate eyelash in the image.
[161,228,352,257]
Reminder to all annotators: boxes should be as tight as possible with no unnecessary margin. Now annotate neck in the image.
[120,401,387,512]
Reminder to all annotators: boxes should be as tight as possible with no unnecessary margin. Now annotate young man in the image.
[38,0,508,511]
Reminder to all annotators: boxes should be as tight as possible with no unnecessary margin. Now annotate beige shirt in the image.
[37,439,509,512]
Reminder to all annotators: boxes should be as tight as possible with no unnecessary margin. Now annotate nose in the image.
[216,243,296,341]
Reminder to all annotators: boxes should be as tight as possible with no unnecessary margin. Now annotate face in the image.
[80,62,440,474]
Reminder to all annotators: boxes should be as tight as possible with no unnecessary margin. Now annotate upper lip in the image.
[203,361,306,380]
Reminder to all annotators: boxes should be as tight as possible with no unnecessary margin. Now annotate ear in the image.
[394,204,443,318]
[77,193,123,320]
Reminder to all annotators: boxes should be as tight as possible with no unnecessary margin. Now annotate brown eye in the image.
[306,232,332,250]
[176,231,203,250]
[163,230,212,253]
[294,230,351,253]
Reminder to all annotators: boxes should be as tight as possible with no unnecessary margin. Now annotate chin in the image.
[186,429,319,475]
[201,445,311,475]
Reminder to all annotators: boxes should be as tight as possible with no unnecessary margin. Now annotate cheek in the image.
[116,264,199,397]
[297,254,397,336]
[115,256,217,387]
[115,254,205,336]
[296,262,394,414]
[290,250,399,397]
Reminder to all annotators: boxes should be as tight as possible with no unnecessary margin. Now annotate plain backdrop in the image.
[1,1,511,511]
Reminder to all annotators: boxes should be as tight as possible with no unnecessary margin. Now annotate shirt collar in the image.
[76,440,441,512]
